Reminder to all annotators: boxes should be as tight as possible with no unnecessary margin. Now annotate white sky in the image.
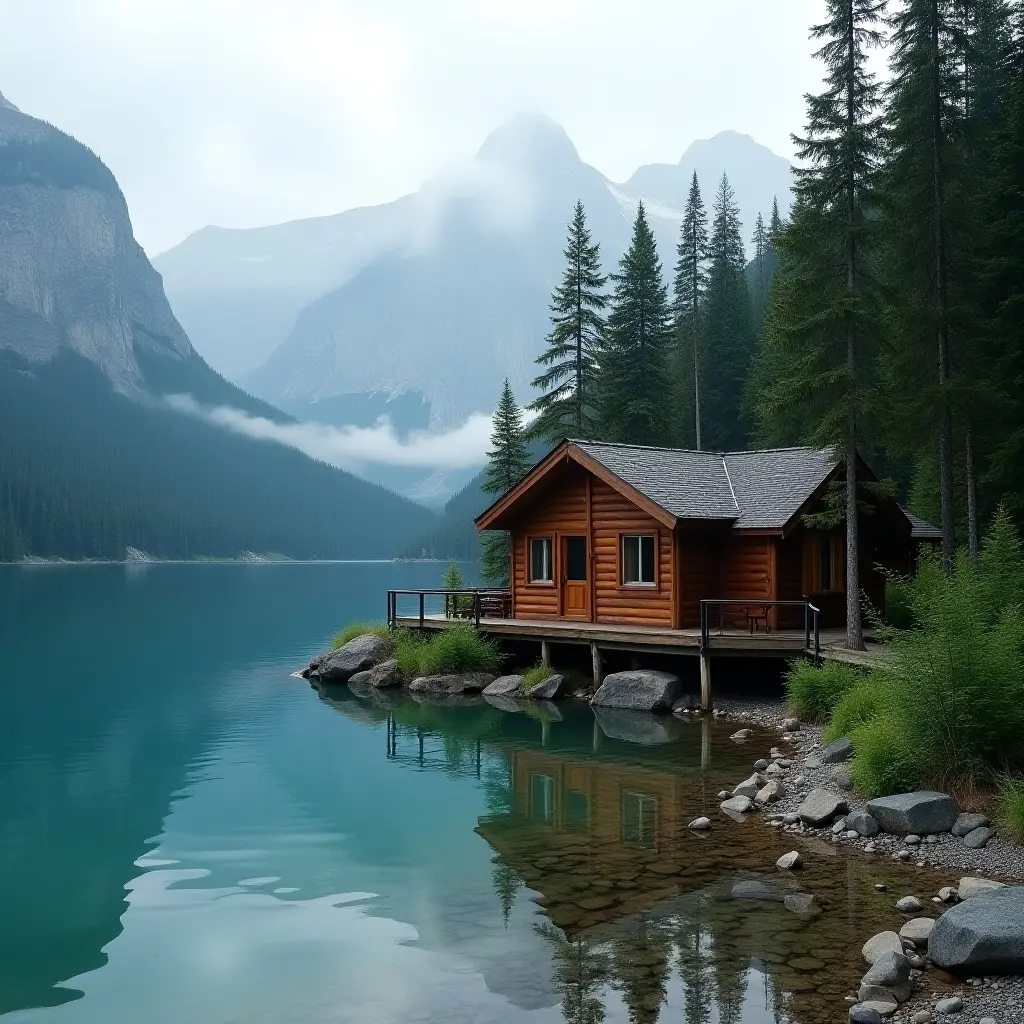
[0,0,827,256]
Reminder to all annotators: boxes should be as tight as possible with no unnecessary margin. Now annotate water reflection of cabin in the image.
[475,440,939,632]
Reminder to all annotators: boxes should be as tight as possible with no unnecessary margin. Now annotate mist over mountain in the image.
[156,116,793,438]
[0,95,436,560]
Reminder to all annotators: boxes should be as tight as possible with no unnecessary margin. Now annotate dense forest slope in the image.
[0,93,436,560]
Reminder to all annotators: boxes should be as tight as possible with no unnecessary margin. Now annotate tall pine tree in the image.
[673,172,710,449]
[480,380,532,585]
[702,174,757,451]
[755,0,888,651]
[750,212,772,333]
[529,202,607,443]
[596,202,674,445]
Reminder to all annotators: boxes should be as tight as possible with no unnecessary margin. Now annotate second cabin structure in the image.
[474,440,939,632]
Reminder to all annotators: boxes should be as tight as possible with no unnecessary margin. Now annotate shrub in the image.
[392,629,427,680]
[884,579,915,630]
[823,676,886,744]
[849,717,920,798]
[418,624,502,676]
[522,664,554,691]
[997,777,1024,843]
[332,621,393,650]
[785,660,863,722]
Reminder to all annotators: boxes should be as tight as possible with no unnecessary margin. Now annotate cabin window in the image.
[621,534,656,586]
[621,791,657,847]
[529,537,553,583]
[530,773,555,823]
[563,789,590,831]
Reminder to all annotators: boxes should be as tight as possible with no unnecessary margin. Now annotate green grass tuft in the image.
[823,676,887,744]
[997,776,1024,843]
[849,717,920,798]
[785,660,863,723]
[332,622,394,650]
[522,664,554,691]
[417,624,503,676]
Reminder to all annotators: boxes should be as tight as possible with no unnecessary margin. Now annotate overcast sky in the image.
[0,0,828,256]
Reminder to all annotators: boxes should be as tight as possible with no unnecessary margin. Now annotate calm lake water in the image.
[0,563,944,1024]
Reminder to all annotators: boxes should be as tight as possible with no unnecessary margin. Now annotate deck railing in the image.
[699,599,821,658]
[386,588,512,629]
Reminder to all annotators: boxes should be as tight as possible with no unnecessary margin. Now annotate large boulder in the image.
[529,673,568,700]
[865,791,959,836]
[929,886,1024,974]
[408,673,495,695]
[483,674,525,696]
[593,707,682,745]
[958,877,1007,901]
[590,670,681,713]
[314,634,391,684]
[347,658,402,689]
[796,788,849,827]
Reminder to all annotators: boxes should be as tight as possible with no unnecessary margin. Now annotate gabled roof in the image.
[475,439,938,537]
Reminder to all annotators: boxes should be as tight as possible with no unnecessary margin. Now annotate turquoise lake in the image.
[0,563,941,1024]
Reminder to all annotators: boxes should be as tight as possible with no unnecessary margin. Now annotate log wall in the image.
[677,531,721,628]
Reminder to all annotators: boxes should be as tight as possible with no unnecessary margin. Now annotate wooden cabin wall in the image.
[591,479,673,627]
[718,537,773,628]
[775,534,806,629]
[677,531,721,628]
[510,466,588,620]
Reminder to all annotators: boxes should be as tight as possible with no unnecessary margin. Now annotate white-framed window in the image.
[621,534,656,586]
[529,537,553,583]
[621,790,657,847]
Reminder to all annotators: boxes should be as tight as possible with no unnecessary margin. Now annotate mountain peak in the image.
[0,89,18,112]
[476,112,580,168]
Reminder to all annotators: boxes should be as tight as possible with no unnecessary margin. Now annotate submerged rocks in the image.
[796,788,849,827]
[590,670,681,712]
[408,672,495,695]
[593,707,681,745]
[483,675,524,696]
[929,886,1024,974]
[720,795,754,815]
[312,634,391,684]
[866,791,959,836]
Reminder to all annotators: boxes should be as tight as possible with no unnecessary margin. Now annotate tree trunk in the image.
[931,0,956,570]
[692,237,702,450]
[966,424,979,557]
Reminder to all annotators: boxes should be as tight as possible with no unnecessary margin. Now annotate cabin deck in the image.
[391,612,887,665]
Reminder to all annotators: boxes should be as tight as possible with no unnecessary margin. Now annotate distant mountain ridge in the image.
[155,117,794,436]
[0,93,436,560]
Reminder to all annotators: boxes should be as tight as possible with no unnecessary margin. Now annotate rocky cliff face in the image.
[0,97,195,399]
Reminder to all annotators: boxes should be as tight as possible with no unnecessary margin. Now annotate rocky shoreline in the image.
[704,700,1024,1022]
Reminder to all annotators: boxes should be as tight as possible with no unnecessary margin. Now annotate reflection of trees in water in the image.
[710,923,748,1024]
[536,923,611,1024]
[610,915,673,1024]
[491,856,523,927]
[676,903,713,1024]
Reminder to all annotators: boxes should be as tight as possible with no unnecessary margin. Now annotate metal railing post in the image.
[419,591,425,629]
[474,591,481,628]
[700,600,708,653]
[804,601,810,651]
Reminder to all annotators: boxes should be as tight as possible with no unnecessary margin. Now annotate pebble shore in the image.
[701,697,1024,1022]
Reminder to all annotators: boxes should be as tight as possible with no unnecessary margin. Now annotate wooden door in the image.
[561,535,590,620]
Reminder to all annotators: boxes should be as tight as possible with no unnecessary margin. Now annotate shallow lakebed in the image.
[0,563,953,1023]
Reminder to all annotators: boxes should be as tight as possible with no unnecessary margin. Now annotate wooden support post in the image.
[541,718,551,747]
[541,640,551,668]
[699,651,712,712]
[591,642,603,690]
[630,654,641,670]
[592,717,602,753]
[701,713,710,771]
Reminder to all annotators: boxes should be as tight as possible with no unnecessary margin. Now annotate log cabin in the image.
[474,440,940,632]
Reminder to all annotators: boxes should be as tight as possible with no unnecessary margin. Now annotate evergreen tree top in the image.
[484,380,532,495]
[710,174,746,269]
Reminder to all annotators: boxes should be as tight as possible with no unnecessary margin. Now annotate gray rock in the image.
[348,658,402,689]
[483,674,524,696]
[938,886,958,903]
[782,717,800,731]
[314,634,391,683]
[717,790,732,800]
[912,1012,933,1024]
[835,770,854,791]
[796,788,849,827]
[754,758,769,770]
[593,707,682,745]
[934,997,963,1015]
[963,826,993,849]
[730,728,753,740]
[408,672,495,695]
[730,879,776,901]
[755,779,786,805]
[952,812,990,837]
[832,820,848,835]
[849,1006,885,1024]
[861,998,899,1019]
[784,892,818,915]
[896,895,923,913]
[862,931,904,965]
[929,886,1024,974]
[858,984,899,1005]
[821,736,854,763]
[733,773,767,799]
[865,791,960,836]
[764,761,786,777]
[906,834,922,845]
[720,795,754,815]
[847,809,880,838]
[900,918,936,947]
[528,673,567,700]
[776,850,802,870]
[590,669,681,712]
[688,817,711,830]
[957,877,1007,901]
[863,950,911,987]
[804,756,823,769]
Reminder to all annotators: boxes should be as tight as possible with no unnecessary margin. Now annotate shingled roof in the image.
[572,441,838,530]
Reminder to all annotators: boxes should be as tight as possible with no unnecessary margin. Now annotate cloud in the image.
[166,394,495,471]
